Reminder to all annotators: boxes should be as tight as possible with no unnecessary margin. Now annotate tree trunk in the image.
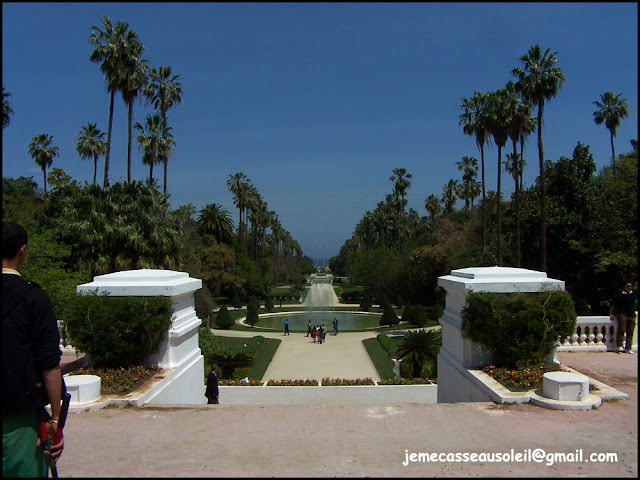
[127,102,133,184]
[104,90,114,188]
[497,145,502,266]
[538,101,547,272]
[481,145,486,253]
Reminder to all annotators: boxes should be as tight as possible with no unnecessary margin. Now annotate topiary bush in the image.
[380,303,399,326]
[461,290,576,368]
[215,305,235,329]
[64,292,173,368]
[401,304,414,325]
[231,293,243,309]
[411,304,427,328]
[246,303,259,328]
[360,294,372,312]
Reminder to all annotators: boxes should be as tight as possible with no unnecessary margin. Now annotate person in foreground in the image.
[3,221,64,477]
[610,281,637,354]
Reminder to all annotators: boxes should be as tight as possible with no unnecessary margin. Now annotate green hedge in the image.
[64,293,173,368]
[461,290,576,368]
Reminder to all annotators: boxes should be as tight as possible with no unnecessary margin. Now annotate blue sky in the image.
[2,3,637,261]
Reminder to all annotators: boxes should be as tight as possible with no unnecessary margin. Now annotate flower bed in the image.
[68,365,159,395]
[266,378,318,386]
[482,363,565,392]
[321,377,375,386]
[377,378,434,385]
[219,379,264,386]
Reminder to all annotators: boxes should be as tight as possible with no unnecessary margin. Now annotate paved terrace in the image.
[55,281,637,476]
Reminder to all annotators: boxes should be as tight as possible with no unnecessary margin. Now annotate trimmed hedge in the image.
[461,290,576,368]
[64,292,173,368]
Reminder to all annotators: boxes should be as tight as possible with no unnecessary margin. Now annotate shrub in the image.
[215,305,235,330]
[401,304,414,324]
[461,290,576,368]
[360,294,372,312]
[265,296,275,312]
[376,334,399,355]
[380,303,399,326]
[430,302,444,322]
[231,293,243,309]
[198,327,231,366]
[246,303,259,328]
[412,304,427,328]
[64,292,172,368]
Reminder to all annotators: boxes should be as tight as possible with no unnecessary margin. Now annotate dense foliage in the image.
[63,293,173,367]
[461,290,576,368]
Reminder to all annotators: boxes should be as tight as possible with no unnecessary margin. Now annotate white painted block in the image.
[65,375,101,405]
[543,371,589,401]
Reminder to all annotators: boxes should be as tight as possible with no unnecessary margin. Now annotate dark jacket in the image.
[3,273,61,414]
[612,290,637,316]
[205,371,219,398]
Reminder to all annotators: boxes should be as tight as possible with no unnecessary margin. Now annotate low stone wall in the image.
[219,384,437,405]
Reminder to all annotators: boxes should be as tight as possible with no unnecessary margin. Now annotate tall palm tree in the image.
[395,329,441,378]
[197,203,234,243]
[89,17,141,188]
[487,88,513,265]
[459,91,491,251]
[76,122,106,185]
[390,168,412,254]
[512,44,566,272]
[593,91,629,174]
[134,114,175,184]
[424,194,442,228]
[28,133,59,194]
[144,65,183,194]
[226,172,250,243]
[120,42,149,184]
[2,87,13,129]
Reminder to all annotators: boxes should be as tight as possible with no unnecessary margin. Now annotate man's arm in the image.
[42,364,63,422]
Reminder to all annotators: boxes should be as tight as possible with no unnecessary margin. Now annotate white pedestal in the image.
[543,371,589,401]
[77,269,205,405]
[436,267,565,403]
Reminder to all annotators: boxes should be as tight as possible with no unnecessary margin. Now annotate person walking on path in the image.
[284,319,290,336]
[3,221,65,477]
[306,320,312,337]
[311,326,317,343]
[610,281,637,354]
[333,317,338,336]
[321,324,327,344]
[205,364,219,404]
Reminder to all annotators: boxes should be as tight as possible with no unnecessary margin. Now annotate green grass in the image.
[213,335,281,380]
[363,337,395,380]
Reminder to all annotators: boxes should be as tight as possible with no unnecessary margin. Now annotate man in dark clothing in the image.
[205,364,219,404]
[3,221,64,476]
[610,281,637,354]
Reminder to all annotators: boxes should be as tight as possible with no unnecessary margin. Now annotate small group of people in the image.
[307,322,327,344]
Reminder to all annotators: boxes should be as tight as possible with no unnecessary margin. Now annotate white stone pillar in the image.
[436,267,565,403]
[77,269,205,405]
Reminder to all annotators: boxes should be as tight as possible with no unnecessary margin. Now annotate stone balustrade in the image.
[557,314,638,352]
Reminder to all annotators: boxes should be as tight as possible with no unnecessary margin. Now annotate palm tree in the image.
[226,172,250,242]
[459,91,491,251]
[395,329,441,378]
[390,168,412,253]
[210,352,254,380]
[424,194,442,228]
[455,156,480,209]
[593,91,629,174]
[441,179,459,214]
[486,88,511,266]
[134,114,175,184]
[28,133,59,194]
[512,44,566,272]
[76,122,106,184]
[2,87,13,129]
[120,42,149,184]
[89,17,141,188]
[197,203,234,242]
[144,65,183,194]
